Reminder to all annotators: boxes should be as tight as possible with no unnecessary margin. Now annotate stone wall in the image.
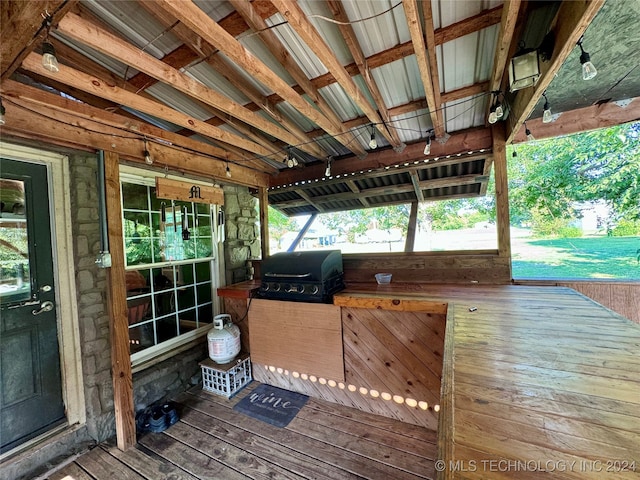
[223,185,261,285]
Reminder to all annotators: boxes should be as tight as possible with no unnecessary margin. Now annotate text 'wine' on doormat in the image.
[233,384,309,428]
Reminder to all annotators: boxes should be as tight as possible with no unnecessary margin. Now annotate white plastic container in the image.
[207,314,241,364]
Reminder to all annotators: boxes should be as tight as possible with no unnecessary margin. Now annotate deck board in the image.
[49,381,437,479]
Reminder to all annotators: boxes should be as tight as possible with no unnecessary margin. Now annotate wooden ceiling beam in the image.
[486,0,521,121]
[273,152,491,192]
[270,0,392,152]
[0,79,276,172]
[345,179,370,207]
[229,0,345,132]
[0,86,270,186]
[325,0,404,150]
[20,52,276,158]
[420,0,445,137]
[409,171,425,202]
[55,13,320,160]
[403,0,442,138]
[156,0,364,157]
[308,6,503,91]
[270,127,493,187]
[1,0,77,80]
[512,97,640,143]
[274,173,484,208]
[506,0,605,143]
[139,1,323,159]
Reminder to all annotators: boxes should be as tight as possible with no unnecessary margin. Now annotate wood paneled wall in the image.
[343,251,511,284]
[253,302,447,431]
[514,280,640,324]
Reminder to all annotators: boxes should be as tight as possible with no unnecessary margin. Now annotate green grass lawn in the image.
[511,235,640,279]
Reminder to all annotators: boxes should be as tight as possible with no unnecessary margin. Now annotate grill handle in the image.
[264,272,312,279]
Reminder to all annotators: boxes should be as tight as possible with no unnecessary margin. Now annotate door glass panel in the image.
[0,179,31,302]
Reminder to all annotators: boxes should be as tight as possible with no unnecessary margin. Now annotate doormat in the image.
[233,384,308,428]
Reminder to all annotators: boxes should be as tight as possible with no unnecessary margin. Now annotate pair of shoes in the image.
[136,401,179,434]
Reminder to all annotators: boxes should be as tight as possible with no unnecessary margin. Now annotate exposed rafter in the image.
[403,0,442,137]
[156,0,366,157]
[420,0,444,137]
[270,0,395,151]
[325,0,404,150]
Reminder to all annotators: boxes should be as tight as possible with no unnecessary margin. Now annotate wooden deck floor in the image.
[48,382,438,480]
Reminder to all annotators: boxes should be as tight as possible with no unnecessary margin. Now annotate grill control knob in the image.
[310,285,319,295]
[273,283,281,292]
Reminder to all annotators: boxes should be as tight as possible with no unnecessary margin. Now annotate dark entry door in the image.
[0,158,65,454]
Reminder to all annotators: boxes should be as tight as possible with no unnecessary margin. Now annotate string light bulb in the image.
[368,127,377,150]
[324,157,332,177]
[524,122,535,141]
[542,92,552,124]
[42,41,59,73]
[423,131,433,155]
[577,36,597,80]
[488,105,498,124]
[225,163,232,178]
[143,139,153,164]
[0,99,5,126]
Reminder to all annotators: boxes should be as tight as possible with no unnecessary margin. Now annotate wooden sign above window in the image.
[155,177,224,205]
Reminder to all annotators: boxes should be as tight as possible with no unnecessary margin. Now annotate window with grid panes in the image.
[121,175,221,362]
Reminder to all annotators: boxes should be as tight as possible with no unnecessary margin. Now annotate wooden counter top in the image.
[355,283,640,480]
[216,279,260,299]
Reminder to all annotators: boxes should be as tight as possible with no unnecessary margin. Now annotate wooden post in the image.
[492,124,512,279]
[103,151,136,450]
[404,201,418,252]
[259,186,270,259]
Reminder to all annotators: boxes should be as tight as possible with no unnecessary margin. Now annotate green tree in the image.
[507,121,640,234]
[268,206,298,248]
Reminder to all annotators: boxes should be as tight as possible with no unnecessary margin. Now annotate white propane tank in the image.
[207,314,241,364]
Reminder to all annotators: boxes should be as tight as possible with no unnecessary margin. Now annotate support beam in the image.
[287,213,318,252]
[259,187,270,259]
[157,0,365,157]
[21,52,273,158]
[403,0,442,137]
[492,124,512,272]
[420,0,445,136]
[103,150,135,450]
[404,202,419,253]
[270,128,493,187]
[409,170,425,202]
[0,83,270,186]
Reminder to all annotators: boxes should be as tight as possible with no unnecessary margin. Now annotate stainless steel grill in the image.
[257,250,344,303]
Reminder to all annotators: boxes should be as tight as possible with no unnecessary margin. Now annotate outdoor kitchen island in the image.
[218,281,640,479]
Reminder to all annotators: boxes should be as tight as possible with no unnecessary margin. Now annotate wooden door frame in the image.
[0,143,86,453]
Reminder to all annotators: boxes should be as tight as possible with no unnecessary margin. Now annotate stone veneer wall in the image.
[223,185,261,285]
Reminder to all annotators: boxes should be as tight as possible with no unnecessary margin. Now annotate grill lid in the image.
[261,250,343,282]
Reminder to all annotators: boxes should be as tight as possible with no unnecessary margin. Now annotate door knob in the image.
[32,301,54,316]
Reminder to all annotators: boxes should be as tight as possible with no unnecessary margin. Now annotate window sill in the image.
[131,328,208,374]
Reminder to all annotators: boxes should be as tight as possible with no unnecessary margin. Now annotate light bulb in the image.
[292,158,298,167]
[287,157,294,168]
[42,42,59,73]
[324,161,331,177]
[542,100,552,123]
[495,104,504,119]
[225,165,232,178]
[143,150,153,164]
[579,44,597,80]
[525,127,535,142]
[488,109,498,124]
[581,60,597,80]
[423,137,431,156]
[369,132,377,150]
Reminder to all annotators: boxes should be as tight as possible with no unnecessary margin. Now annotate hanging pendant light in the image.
[577,36,597,80]
[542,92,553,124]
[368,126,377,150]
[524,122,535,141]
[42,41,59,73]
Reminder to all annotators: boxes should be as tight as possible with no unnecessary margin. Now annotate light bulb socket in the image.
[42,41,56,57]
[495,104,504,119]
